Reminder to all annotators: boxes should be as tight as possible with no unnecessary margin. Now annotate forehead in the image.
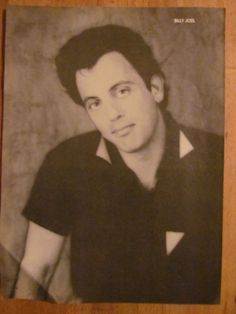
[75,52,142,97]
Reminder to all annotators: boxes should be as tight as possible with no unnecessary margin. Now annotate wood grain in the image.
[1,0,236,313]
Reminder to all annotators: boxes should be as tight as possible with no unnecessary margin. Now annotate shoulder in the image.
[43,130,101,168]
[179,125,224,179]
[181,125,224,153]
[50,130,100,154]
[163,110,224,159]
[181,125,224,165]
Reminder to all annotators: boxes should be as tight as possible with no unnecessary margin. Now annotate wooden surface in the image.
[0,0,236,313]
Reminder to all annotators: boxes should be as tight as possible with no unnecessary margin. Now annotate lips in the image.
[112,124,135,137]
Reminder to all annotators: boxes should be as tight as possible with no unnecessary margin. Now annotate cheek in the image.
[133,88,155,108]
[87,112,110,133]
[131,95,157,121]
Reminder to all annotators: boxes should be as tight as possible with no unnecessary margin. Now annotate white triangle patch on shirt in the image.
[166,231,185,255]
[179,131,194,159]
[95,137,111,164]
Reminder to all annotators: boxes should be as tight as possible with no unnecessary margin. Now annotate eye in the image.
[85,99,101,111]
[115,86,131,98]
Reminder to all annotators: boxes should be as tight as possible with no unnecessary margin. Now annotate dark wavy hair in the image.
[55,24,165,106]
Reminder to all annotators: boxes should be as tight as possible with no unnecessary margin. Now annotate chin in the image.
[115,141,145,154]
[107,133,150,154]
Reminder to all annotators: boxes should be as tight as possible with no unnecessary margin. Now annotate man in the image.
[14,25,224,303]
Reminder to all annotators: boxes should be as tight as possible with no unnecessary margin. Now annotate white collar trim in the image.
[95,130,194,163]
[95,137,111,164]
[179,130,194,159]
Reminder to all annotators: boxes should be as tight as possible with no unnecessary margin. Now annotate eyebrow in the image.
[109,80,135,93]
[83,81,135,104]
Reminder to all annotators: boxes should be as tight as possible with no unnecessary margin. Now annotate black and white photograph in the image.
[0,6,224,304]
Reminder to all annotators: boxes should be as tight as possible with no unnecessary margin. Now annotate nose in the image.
[105,102,124,122]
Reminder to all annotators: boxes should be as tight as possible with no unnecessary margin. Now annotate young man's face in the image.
[76,52,164,154]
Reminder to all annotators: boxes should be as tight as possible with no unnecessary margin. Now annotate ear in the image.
[150,75,164,103]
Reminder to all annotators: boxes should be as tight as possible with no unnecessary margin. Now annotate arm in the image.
[14,221,65,300]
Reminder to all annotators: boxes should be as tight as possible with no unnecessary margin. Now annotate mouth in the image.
[112,124,135,137]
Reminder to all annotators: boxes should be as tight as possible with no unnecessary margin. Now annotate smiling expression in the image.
[75,52,164,154]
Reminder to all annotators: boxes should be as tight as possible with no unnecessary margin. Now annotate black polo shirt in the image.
[23,112,224,303]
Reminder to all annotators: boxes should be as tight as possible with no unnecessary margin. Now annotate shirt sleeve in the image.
[23,149,74,236]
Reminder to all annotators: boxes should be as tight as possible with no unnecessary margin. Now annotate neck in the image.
[119,109,166,190]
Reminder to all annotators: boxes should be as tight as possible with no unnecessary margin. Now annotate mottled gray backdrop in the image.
[0,6,224,302]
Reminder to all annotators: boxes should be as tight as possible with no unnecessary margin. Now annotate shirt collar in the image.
[179,130,194,159]
[95,112,195,164]
[95,136,111,163]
